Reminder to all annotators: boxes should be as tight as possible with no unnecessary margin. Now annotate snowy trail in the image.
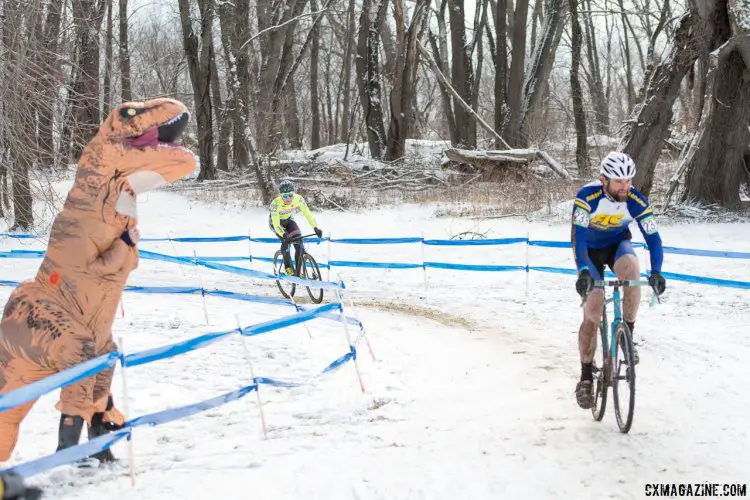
[1,190,749,498]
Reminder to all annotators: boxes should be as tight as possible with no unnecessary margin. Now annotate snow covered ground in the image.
[1,182,749,499]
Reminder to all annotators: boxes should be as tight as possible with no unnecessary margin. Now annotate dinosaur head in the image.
[75,98,197,221]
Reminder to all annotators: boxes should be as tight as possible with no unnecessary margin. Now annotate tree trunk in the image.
[518,0,566,147]
[429,0,458,145]
[448,0,477,148]
[582,0,608,134]
[385,0,429,161]
[37,0,63,169]
[339,0,357,142]
[621,7,719,197]
[285,77,302,149]
[503,0,529,145]
[178,0,215,181]
[103,0,113,117]
[310,0,321,149]
[493,0,508,148]
[617,0,636,114]
[256,0,307,154]
[683,42,750,208]
[218,0,252,172]
[210,39,229,171]
[569,0,589,175]
[119,0,132,101]
[70,0,107,160]
[356,0,388,159]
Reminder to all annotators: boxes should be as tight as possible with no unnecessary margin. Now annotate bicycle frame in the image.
[595,279,650,361]
[282,233,320,273]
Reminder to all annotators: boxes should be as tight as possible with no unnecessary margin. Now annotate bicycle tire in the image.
[612,322,636,433]
[301,253,324,304]
[591,306,609,422]
[273,250,296,299]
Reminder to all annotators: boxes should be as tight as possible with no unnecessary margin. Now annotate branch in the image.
[239,7,332,52]
[417,40,512,149]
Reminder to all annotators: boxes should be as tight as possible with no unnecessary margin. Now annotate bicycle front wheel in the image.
[301,253,324,304]
[612,322,636,433]
[591,307,609,422]
[273,250,296,300]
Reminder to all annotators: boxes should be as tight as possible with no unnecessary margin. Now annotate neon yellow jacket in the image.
[269,193,317,236]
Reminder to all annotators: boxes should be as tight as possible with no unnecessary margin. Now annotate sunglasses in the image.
[281,193,294,199]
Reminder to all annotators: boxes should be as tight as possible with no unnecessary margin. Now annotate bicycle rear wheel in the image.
[612,322,636,433]
[301,253,324,304]
[591,307,609,422]
[273,250,296,299]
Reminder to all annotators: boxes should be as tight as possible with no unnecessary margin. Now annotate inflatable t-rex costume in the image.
[0,98,196,463]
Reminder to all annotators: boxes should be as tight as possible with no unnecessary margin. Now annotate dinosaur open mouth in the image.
[124,111,189,149]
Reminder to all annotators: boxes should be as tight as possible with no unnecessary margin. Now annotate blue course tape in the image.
[254,377,301,388]
[425,262,525,272]
[658,271,750,290]
[529,240,648,249]
[2,429,131,478]
[329,260,422,269]
[3,384,258,478]
[423,237,527,246]
[0,250,45,259]
[138,249,342,290]
[330,237,422,244]
[124,302,340,367]
[126,285,201,294]
[0,233,41,239]
[240,303,342,337]
[126,384,257,428]
[250,237,327,244]
[141,236,250,243]
[322,346,356,374]
[528,240,572,248]
[662,246,750,260]
[123,329,235,368]
[0,352,120,412]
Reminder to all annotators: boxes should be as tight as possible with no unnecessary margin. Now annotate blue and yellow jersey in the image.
[269,193,317,236]
[571,180,663,278]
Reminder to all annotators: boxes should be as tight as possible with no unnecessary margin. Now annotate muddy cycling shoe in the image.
[575,379,593,409]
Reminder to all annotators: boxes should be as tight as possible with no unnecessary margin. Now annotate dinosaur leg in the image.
[0,358,51,462]
[91,335,118,414]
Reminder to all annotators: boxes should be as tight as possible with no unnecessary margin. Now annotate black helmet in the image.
[279,179,295,194]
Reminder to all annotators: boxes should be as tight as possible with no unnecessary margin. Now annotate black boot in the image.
[87,411,117,463]
[56,413,84,452]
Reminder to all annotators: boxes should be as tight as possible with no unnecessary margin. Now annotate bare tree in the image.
[581,0,608,134]
[569,0,589,174]
[69,0,107,160]
[620,2,722,197]
[385,0,430,160]
[103,0,114,117]
[681,0,750,208]
[178,0,215,181]
[518,0,567,146]
[356,0,389,158]
[310,0,322,149]
[503,0,530,146]
[119,0,132,101]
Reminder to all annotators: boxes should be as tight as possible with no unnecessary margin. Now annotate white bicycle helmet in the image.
[599,151,636,179]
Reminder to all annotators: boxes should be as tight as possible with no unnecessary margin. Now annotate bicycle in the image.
[585,279,660,434]
[272,233,324,304]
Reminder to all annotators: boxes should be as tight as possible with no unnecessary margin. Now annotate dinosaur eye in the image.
[120,107,144,119]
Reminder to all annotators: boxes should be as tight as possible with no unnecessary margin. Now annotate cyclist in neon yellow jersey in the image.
[268,179,323,275]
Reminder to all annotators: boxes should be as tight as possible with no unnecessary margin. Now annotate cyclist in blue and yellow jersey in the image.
[269,179,323,275]
[571,151,666,410]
